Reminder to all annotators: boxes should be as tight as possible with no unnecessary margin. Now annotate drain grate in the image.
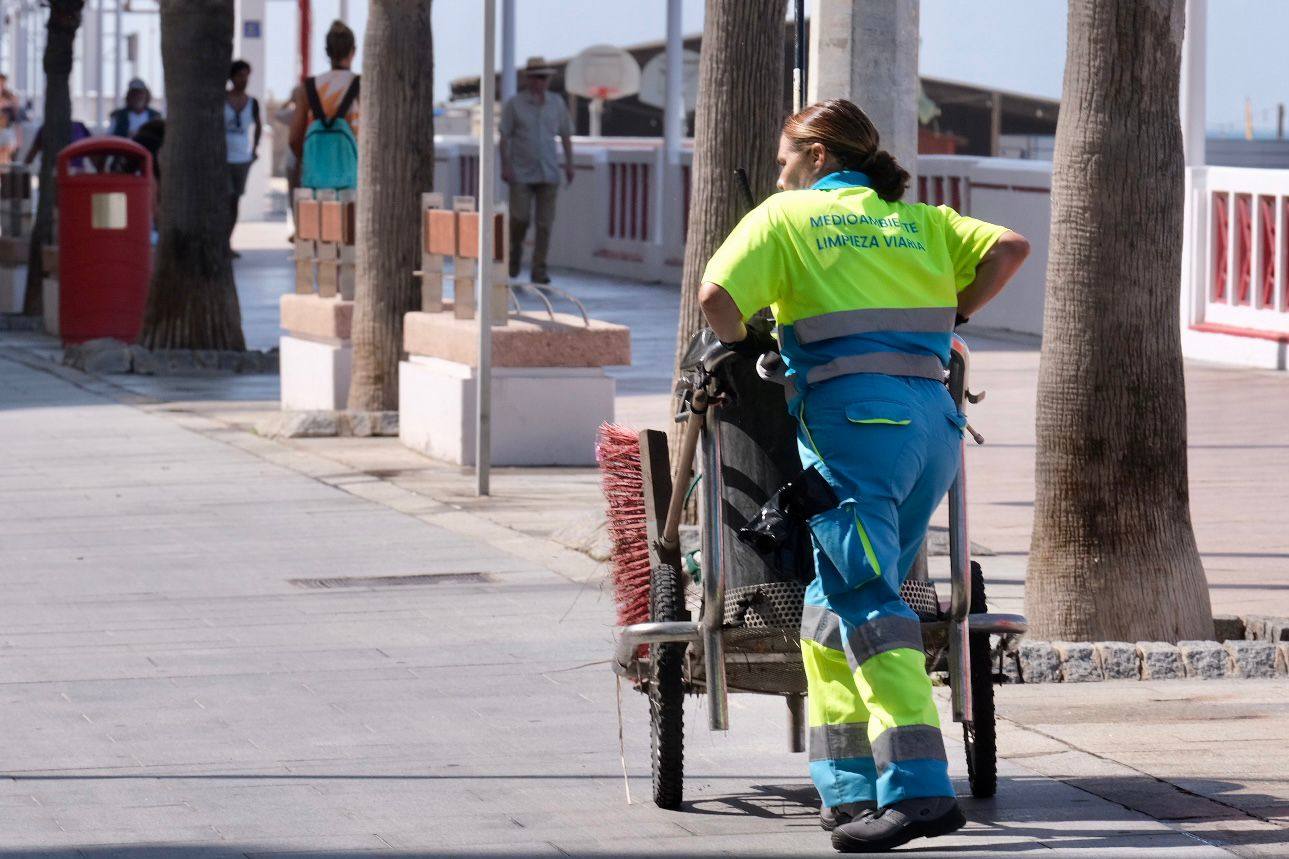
[288,572,491,589]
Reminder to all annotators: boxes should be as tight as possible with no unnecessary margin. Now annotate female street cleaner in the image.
[698,99,1028,853]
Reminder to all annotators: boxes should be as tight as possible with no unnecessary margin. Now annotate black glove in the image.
[955,313,970,327]
[721,321,777,360]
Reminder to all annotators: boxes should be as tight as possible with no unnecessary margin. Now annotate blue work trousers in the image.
[796,373,964,809]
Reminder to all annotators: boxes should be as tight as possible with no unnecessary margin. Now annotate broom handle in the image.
[660,392,707,550]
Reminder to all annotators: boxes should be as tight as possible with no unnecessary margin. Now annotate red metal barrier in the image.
[1258,195,1276,308]
[1212,192,1228,302]
[608,161,650,242]
[458,154,479,198]
[1236,193,1252,305]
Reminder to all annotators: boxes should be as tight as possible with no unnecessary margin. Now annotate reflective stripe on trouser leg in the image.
[800,600,877,807]
[826,573,954,806]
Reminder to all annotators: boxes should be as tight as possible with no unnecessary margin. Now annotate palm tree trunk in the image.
[675,0,786,376]
[138,0,244,351]
[22,0,84,318]
[346,0,436,411]
[1026,0,1212,642]
[672,0,788,486]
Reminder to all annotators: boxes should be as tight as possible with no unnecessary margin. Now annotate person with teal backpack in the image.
[289,20,361,192]
[300,75,358,190]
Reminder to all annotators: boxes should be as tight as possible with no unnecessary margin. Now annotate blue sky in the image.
[257,0,1287,137]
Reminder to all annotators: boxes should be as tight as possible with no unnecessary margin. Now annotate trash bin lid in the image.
[58,137,153,178]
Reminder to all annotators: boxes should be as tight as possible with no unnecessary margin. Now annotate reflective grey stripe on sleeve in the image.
[807,352,949,386]
[871,724,948,771]
[800,603,844,651]
[843,614,924,669]
[793,307,957,345]
[809,721,873,762]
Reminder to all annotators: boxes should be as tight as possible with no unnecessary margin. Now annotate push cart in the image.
[611,331,1028,810]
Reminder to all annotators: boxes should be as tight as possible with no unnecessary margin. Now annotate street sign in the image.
[564,45,641,102]
[243,20,262,39]
[637,49,699,112]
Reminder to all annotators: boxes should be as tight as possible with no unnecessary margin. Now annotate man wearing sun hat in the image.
[499,56,575,284]
[109,78,162,139]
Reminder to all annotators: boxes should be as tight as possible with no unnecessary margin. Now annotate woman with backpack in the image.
[288,20,360,192]
[226,59,262,257]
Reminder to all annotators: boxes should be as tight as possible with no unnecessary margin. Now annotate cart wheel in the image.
[964,560,998,798]
[649,563,687,810]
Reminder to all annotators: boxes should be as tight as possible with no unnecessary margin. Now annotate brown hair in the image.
[325,20,356,64]
[783,99,910,202]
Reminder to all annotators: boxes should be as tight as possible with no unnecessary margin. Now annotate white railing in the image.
[917,157,972,214]
[434,135,693,282]
[1187,166,1289,337]
[428,137,1284,368]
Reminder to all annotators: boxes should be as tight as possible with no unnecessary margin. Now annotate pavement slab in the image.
[0,344,1267,856]
[3,217,1288,855]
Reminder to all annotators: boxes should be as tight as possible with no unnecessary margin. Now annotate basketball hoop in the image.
[565,45,641,136]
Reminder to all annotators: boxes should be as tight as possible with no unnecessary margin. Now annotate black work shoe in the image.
[831,796,965,853]
[531,270,551,284]
[820,801,877,831]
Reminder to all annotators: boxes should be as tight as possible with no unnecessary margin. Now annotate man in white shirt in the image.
[499,57,574,284]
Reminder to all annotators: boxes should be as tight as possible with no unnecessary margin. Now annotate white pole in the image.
[589,98,602,136]
[95,0,104,130]
[12,8,21,97]
[663,0,682,157]
[500,0,515,101]
[654,0,682,258]
[1181,0,1206,167]
[31,3,39,111]
[476,0,496,496]
[113,0,122,114]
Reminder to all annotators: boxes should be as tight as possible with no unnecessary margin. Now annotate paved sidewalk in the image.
[2,338,1273,855]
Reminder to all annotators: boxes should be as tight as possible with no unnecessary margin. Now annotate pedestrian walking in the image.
[109,78,162,138]
[289,20,360,192]
[500,57,574,285]
[225,59,262,256]
[698,99,1029,853]
[23,119,91,168]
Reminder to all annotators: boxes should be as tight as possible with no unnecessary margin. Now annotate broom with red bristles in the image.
[596,423,653,627]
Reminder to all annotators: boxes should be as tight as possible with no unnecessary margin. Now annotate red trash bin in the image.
[57,137,154,344]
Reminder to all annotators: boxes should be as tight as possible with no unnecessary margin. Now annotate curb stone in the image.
[999,614,1289,683]
[256,410,399,439]
[1179,640,1230,679]
[1225,640,1278,678]
[1052,641,1102,682]
[1246,616,1289,643]
[1018,640,1061,683]
[1212,614,1246,641]
[62,339,278,376]
[1137,642,1186,680]
[1004,638,1289,683]
[1093,641,1138,680]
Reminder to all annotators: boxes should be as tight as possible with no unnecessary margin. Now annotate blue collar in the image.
[811,170,870,191]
